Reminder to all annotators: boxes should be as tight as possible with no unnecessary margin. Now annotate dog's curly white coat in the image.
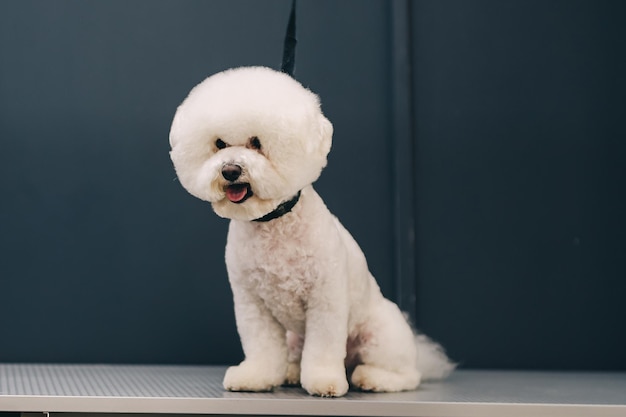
[169,66,454,397]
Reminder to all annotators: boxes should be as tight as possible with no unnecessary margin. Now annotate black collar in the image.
[253,190,301,222]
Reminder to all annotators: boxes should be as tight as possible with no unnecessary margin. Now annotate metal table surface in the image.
[0,364,624,417]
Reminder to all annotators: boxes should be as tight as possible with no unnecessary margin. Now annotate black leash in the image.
[280,0,297,78]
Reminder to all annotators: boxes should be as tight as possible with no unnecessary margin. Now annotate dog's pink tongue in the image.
[226,185,248,203]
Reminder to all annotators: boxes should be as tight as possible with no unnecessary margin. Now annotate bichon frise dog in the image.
[169,66,454,397]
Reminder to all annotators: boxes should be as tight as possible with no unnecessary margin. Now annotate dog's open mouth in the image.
[225,183,253,204]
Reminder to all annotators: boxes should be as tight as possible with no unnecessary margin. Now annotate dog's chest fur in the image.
[226,209,322,334]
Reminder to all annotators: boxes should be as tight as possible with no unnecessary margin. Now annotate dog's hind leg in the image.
[350,298,421,392]
[284,331,303,385]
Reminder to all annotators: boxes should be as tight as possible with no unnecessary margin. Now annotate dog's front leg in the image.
[223,286,288,392]
[299,286,350,397]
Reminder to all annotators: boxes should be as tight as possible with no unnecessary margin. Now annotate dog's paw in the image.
[351,364,420,392]
[301,367,349,397]
[223,361,285,392]
[284,362,301,386]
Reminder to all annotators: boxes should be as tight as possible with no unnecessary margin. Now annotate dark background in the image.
[0,0,624,371]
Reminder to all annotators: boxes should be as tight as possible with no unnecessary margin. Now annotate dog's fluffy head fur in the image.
[169,66,333,221]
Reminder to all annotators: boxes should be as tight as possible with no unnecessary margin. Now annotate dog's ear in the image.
[317,114,333,158]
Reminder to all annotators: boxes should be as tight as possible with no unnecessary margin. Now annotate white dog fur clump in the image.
[169,66,455,397]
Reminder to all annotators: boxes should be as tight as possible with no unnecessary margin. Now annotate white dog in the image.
[169,66,454,397]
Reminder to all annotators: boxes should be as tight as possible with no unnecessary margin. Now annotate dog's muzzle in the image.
[222,164,253,204]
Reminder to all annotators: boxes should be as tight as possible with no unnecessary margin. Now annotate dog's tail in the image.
[415,333,456,380]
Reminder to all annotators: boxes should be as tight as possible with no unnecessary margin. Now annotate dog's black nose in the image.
[221,164,242,182]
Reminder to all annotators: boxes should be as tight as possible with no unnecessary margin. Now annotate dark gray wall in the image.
[412,0,626,370]
[0,0,624,371]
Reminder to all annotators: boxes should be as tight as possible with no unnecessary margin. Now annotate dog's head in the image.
[169,66,333,221]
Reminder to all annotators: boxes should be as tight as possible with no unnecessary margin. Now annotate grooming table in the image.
[0,364,624,417]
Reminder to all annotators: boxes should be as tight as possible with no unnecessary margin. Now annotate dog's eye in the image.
[249,136,262,150]
[215,138,227,150]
